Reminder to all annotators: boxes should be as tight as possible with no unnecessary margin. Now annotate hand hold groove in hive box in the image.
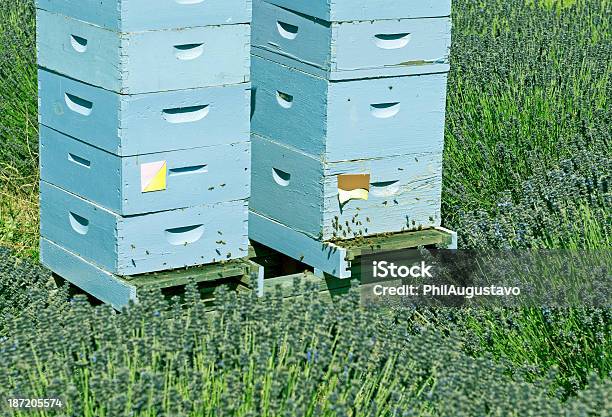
[165,225,205,246]
[370,102,401,119]
[272,168,291,186]
[276,91,294,108]
[169,165,208,176]
[162,105,210,124]
[64,93,93,116]
[277,21,299,40]
[70,34,88,52]
[370,180,400,197]
[374,33,412,50]
[174,43,205,60]
[69,212,90,235]
[67,153,91,168]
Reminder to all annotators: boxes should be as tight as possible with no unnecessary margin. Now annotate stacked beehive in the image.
[250,0,452,267]
[37,1,252,280]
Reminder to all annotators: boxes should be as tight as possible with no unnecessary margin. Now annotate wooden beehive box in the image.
[249,0,453,277]
[39,126,250,215]
[251,55,448,161]
[252,0,451,79]
[251,134,442,241]
[38,1,252,282]
[38,69,250,156]
[41,183,249,275]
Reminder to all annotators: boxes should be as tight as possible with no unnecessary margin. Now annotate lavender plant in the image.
[444,0,611,249]
[0,274,609,417]
[0,250,609,416]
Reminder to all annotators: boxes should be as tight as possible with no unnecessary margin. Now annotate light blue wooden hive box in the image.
[37,0,253,307]
[250,0,455,278]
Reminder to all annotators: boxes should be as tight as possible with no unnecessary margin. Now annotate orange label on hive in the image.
[338,174,370,204]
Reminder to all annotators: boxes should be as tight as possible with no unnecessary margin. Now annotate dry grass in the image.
[0,166,39,259]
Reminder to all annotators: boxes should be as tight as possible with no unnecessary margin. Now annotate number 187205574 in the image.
[7,398,63,409]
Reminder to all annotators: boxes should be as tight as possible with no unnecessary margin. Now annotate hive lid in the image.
[35,0,252,32]
[265,0,451,22]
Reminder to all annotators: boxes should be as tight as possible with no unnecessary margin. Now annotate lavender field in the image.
[0,0,610,415]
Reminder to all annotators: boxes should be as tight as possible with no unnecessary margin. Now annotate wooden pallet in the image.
[258,271,353,301]
[52,227,456,309]
[47,237,262,310]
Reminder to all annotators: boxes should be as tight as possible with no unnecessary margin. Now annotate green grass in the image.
[427,306,611,397]
[0,182,38,260]
[0,0,37,179]
[0,0,38,259]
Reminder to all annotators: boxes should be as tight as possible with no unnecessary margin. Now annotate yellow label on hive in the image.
[141,161,167,193]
